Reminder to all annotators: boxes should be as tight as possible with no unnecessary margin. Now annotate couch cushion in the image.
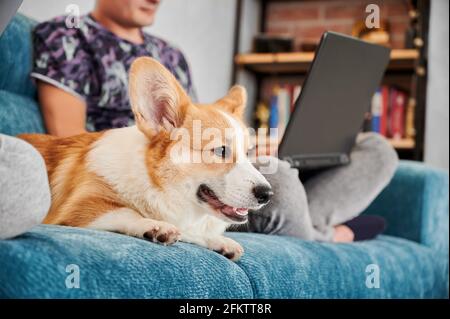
[0,90,45,135]
[0,14,44,136]
[0,225,253,298]
[0,14,37,98]
[0,225,445,298]
[227,232,446,298]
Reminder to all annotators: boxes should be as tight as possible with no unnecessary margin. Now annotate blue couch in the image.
[0,14,448,299]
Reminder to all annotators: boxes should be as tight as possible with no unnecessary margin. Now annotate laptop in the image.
[0,0,23,37]
[278,31,391,169]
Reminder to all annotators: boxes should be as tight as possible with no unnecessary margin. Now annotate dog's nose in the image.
[252,185,273,205]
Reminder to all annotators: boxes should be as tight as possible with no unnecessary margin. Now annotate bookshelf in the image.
[235,49,420,74]
[235,49,420,151]
[388,138,415,150]
[232,0,430,160]
[252,136,416,157]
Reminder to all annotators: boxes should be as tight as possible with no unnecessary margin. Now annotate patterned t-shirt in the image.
[32,14,196,131]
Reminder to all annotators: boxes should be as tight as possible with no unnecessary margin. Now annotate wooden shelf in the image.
[232,0,428,161]
[387,138,416,149]
[260,0,334,1]
[254,136,416,154]
[235,49,419,74]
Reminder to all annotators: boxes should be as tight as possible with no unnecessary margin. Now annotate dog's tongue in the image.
[236,208,249,216]
[222,206,248,216]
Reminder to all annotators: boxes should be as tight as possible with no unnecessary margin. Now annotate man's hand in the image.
[37,81,87,137]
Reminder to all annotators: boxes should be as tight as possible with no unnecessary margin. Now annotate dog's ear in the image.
[216,85,247,118]
[129,57,190,137]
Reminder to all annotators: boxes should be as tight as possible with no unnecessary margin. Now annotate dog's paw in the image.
[207,236,244,261]
[143,221,181,245]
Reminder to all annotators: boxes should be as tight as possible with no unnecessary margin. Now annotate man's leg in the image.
[304,132,398,239]
[0,134,51,239]
[236,132,398,242]
[233,156,320,240]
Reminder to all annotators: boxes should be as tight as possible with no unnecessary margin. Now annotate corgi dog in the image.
[19,57,273,261]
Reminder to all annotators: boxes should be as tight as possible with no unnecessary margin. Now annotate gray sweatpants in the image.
[241,132,399,241]
[0,132,397,242]
[0,134,50,239]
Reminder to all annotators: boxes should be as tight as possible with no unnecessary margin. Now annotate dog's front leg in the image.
[181,233,244,261]
[87,208,181,245]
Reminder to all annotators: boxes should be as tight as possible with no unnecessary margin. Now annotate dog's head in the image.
[129,57,272,224]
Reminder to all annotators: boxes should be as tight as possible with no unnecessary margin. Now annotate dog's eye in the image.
[212,146,231,159]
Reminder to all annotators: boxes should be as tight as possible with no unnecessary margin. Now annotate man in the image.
[32,0,194,136]
[30,0,398,242]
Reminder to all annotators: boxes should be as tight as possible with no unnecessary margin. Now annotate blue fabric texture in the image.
[0,14,448,299]
[0,14,45,135]
[0,163,448,299]
[0,14,37,98]
[363,161,449,297]
[0,220,446,298]
[0,90,45,135]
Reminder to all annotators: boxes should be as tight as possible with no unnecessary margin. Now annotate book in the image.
[268,89,279,137]
[261,84,300,137]
[371,89,382,133]
[405,97,416,138]
[389,88,407,139]
[277,87,290,140]
[380,85,389,136]
[255,102,270,130]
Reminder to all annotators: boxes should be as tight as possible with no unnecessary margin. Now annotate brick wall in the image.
[266,0,411,49]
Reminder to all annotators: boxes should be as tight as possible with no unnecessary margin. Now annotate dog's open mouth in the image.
[197,184,249,222]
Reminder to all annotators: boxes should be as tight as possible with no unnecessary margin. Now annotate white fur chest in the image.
[86,126,229,237]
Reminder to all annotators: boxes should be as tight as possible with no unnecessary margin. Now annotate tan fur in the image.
[140,101,246,190]
[18,101,245,228]
[19,132,125,226]
[19,57,269,261]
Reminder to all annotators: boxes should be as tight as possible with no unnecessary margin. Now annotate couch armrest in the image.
[363,161,449,252]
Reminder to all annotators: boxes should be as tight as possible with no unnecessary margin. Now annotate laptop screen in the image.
[278,32,390,160]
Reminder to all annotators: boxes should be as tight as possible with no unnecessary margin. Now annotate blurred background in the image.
[18,0,448,170]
